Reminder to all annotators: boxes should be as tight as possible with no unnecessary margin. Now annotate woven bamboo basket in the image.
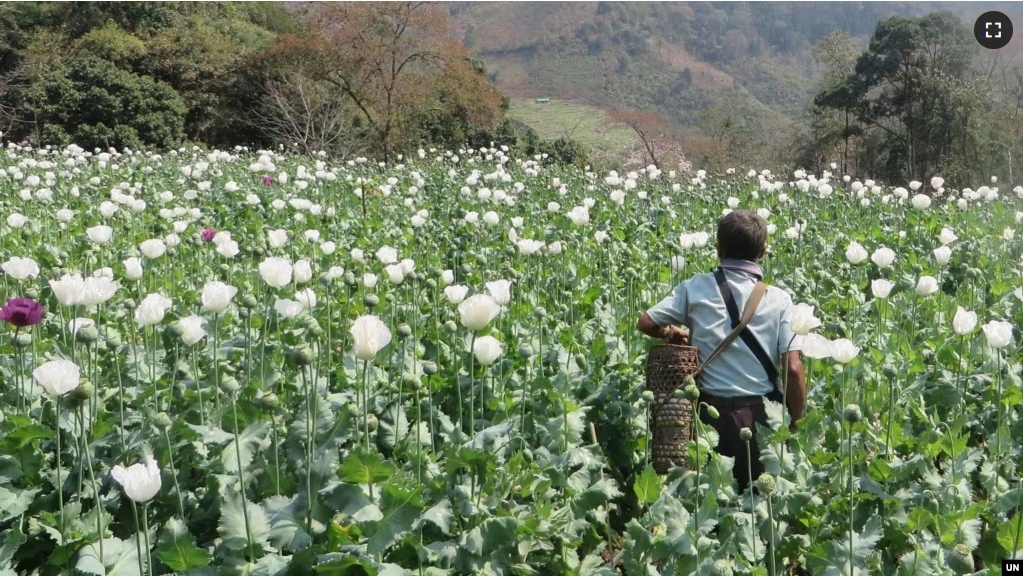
[646,344,700,474]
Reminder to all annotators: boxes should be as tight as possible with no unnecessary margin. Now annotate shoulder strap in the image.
[692,275,768,378]
[708,268,780,387]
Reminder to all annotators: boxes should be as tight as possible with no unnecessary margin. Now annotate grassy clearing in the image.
[507,98,637,156]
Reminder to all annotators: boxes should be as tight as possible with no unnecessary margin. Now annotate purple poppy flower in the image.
[201,228,216,243]
[262,175,274,186]
[0,297,44,327]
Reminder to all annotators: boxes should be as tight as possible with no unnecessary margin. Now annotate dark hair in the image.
[717,211,767,261]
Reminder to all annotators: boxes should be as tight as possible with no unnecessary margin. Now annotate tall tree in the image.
[272,1,504,163]
[815,12,989,184]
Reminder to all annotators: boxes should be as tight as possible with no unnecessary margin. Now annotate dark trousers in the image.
[698,395,770,494]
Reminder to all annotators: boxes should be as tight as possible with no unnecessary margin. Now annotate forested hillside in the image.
[447,2,1023,183]
[0,2,541,162]
[447,2,1018,125]
[1,2,1021,185]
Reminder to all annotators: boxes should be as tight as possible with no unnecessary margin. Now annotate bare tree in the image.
[610,109,680,170]
[250,72,366,158]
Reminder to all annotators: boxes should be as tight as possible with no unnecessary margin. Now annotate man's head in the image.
[716,210,767,262]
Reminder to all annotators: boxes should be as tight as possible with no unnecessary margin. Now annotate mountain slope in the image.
[446,1,1023,159]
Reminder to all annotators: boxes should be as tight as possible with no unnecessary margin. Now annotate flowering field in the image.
[0,144,1021,576]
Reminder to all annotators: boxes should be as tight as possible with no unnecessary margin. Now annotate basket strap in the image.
[691,280,767,378]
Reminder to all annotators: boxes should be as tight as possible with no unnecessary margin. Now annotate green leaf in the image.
[339,449,395,486]
[264,495,313,551]
[0,523,26,572]
[414,499,455,534]
[321,482,382,523]
[220,421,271,474]
[218,487,272,553]
[155,517,210,573]
[366,485,425,556]
[0,484,39,523]
[76,537,144,576]
[481,517,520,553]
[572,477,623,515]
[0,424,53,451]
[376,403,409,451]
[998,513,1023,556]
[634,465,662,506]
[316,553,379,576]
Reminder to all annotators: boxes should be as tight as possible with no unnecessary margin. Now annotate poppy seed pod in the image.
[422,361,438,376]
[683,384,700,401]
[844,404,862,423]
[154,412,173,429]
[710,559,734,576]
[72,381,95,402]
[518,344,533,358]
[947,543,975,574]
[574,353,588,370]
[24,288,39,300]
[260,393,280,409]
[640,390,654,404]
[443,320,457,334]
[363,295,380,309]
[76,325,99,344]
[397,323,412,338]
[220,376,241,395]
[12,332,32,348]
[288,345,310,368]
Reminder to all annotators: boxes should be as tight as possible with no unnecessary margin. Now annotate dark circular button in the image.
[975,12,1012,49]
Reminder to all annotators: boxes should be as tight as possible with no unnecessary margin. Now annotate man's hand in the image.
[664,325,689,345]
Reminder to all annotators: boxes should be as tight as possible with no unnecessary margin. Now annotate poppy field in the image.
[0,144,1022,576]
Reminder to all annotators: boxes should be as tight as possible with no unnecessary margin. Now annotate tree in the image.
[273,1,504,163]
[250,71,366,158]
[0,20,186,149]
[809,31,859,173]
[609,109,681,170]
[814,12,990,184]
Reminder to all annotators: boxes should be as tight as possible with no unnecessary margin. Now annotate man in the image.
[637,210,806,492]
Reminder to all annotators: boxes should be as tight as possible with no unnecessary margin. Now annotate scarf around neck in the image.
[719,258,764,281]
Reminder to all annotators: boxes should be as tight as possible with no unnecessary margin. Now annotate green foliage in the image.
[811,10,1008,184]
[38,54,186,149]
[0,1,297,149]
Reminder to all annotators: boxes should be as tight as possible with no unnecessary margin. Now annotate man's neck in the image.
[719,258,764,280]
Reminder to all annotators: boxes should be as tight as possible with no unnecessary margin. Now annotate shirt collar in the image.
[719,259,764,281]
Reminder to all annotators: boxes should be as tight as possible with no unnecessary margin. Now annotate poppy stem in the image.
[131,501,143,575]
[362,359,370,452]
[81,405,105,565]
[142,504,153,576]
[231,394,255,562]
[54,397,65,545]
[163,426,185,520]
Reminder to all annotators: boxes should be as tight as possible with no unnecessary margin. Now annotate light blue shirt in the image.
[645,267,802,397]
